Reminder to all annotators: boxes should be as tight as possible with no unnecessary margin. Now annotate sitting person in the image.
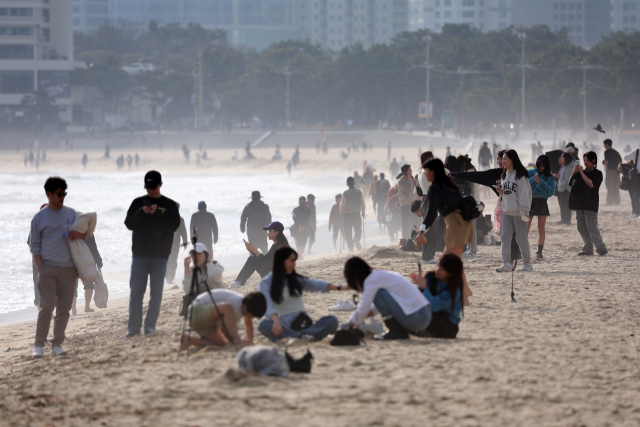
[180,290,267,350]
[399,229,422,252]
[182,243,224,295]
[257,246,347,342]
[343,257,431,340]
[410,253,463,338]
[230,221,288,288]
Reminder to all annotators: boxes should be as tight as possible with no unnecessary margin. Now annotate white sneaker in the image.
[328,300,356,312]
[491,235,501,244]
[32,346,43,357]
[51,345,67,356]
[462,251,476,259]
[629,214,638,218]
[228,281,243,289]
[519,263,533,272]
[495,263,512,272]
[300,334,316,342]
[421,259,437,265]
[361,320,384,335]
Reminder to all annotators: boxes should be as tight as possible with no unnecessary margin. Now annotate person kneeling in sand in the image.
[410,253,463,339]
[181,290,267,350]
[343,257,431,340]
[257,246,349,342]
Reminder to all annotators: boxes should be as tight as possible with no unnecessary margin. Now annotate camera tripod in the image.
[503,259,517,303]
[177,227,237,360]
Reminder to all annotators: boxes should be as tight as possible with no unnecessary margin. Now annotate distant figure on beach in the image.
[104,143,110,159]
[340,176,365,252]
[182,144,190,164]
[292,145,300,168]
[389,158,399,180]
[123,171,180,338]
[241,191,272,255]
[272,144,282,161]
[116,155,124,170]
[287,161,292,176]
[291,196,312,259]
[230,221,289,288]
[387,141,392,160]
[232,151,238,161]
[306,194,317,254]
[244,142,255,160]
[328,194,343,251]
[134,153,139,168]
[81,153,88,169]
[166,203,188,284]
[190,201,218,254]
[478,142,492,170]
[126,154,133,170]
[30,176,86,357]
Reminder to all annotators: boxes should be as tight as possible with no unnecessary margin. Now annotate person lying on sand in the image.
[410,254,464,339]
[180,290,266,350]
[257,246,349,342]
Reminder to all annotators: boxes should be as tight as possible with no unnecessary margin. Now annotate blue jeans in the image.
[258,314,339,342]
[374,289,431,333]
[128,256,167,334]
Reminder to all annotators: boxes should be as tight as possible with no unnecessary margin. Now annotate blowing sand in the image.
[2,143,640,426]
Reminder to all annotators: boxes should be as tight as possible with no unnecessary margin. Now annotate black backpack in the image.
[460,195,484,221]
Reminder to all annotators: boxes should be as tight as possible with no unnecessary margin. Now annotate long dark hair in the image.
[535,155,552,178]
[444,155,462,173]
[561,152,573,166]
[501,150,528,180]
[456,154,476,172]
[429,253,464,316]
[270,246,303,304]
[343,257,372,292]
[424,158,458,190]
[274,230,289,246]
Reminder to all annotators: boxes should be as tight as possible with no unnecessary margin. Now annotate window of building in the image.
[479,11,484,17]
[43,8,49,22]
[499,22,506,29]
[577,14,582,20]
[569,14,575,21]
[568,3,575,10]
[444,11,451,18]
[0,71,33,93]
[0,27,34,36]
[462,11,474,17]
[444,0,451,6]
[560,3,567,10]
[73,17,80,25]
[499,0,506,7]
[576,25,582,31]
[435,0,440,6]
[87,5,108,14]
[0,7,34,17]
[435,11,440,18]
[87,17,107,26]
[624,3,637,11]
[73,5,80,13]
[500,11,507,18]
[0,45,33,59]
[554,2,559,10]
[462,0,474,6]
[561,14,567,21]
[42,27,49,41]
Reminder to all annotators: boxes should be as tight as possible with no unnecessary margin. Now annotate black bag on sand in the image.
[330,326,365,346]
[285,348,314,373]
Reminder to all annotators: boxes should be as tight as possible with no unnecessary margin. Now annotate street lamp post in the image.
[519,31,526,129]
[278,69,297,128]
[426,34,431,128]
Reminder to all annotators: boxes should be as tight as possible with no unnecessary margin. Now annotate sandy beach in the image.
[2,140,639,426]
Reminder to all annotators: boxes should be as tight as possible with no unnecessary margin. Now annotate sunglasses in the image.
[55,191,67,198]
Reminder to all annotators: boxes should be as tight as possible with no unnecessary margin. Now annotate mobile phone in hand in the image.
[143,199,152,207]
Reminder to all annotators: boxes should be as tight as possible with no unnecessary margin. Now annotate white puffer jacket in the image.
[66,212,99,284]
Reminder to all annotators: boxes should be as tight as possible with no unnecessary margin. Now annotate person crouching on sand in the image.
[343,257,431,340]
[180,290,267,350]
[410,253,463,339]
[257,247,348,342]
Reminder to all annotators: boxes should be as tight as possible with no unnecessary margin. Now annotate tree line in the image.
[72,21,640,134]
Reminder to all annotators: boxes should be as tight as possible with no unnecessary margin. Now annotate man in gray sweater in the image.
[30,177,86,357]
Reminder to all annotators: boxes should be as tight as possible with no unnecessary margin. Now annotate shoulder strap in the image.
[635,149,638,165]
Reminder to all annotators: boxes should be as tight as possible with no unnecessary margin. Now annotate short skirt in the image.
[529,198,550,217]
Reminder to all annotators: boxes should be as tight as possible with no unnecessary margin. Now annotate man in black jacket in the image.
[602,139,622,205]
[241,191,272,254]
[478,142,492,170]
[123,171,180,337]
[190,201,218,253]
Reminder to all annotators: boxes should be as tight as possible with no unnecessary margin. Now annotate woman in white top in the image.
[344,257,431,340]
[257,246,348,342]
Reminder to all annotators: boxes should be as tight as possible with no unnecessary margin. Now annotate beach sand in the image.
[2,143,639,426]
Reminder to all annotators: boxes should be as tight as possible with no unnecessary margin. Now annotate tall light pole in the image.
[519,31,526,129]
[426,34,431,128]
[571,62,600,136]
[278,68,297,128]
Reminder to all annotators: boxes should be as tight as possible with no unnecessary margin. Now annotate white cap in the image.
[194,243,207,253]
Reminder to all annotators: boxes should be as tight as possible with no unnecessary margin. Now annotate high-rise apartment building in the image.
[610,0,640,34]
[309,0,408,50]
[409,0,511,33]
[72,0,109,33]
[0,0,76,124]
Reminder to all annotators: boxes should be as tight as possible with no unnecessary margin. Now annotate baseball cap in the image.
[144,170,161,189]
[401,164,411,174]
[262,221,284,232]
[194,242,207,253]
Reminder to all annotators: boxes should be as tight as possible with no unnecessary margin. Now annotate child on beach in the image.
[180,289,267,350]
[410,253,463,339]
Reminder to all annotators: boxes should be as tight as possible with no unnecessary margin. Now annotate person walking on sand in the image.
[306,194,317,255]
[398,164,418,239]
[376,173,391,234]
[329,194,343,251]
[30,177,86,357]
[291,196,312,259]
[81,153,88,169]
[553,152,578,225]
[569,151,608,256]
[478,142,492,171]
[527,155,556,259]
[602,139,622,205]
[189,201,218,254]
[166,203,188,284]
[241,191,272,255]
[123,171,180,338]
[389,158,399,181]
[341,176,366,252]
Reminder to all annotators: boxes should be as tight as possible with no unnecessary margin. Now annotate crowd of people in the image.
[28,135,633,357]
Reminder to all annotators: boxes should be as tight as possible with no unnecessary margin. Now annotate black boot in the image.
[374,316,409,340]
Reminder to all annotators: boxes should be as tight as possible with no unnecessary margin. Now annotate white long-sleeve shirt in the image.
[500,169,532,217]
[349,270,429,326]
